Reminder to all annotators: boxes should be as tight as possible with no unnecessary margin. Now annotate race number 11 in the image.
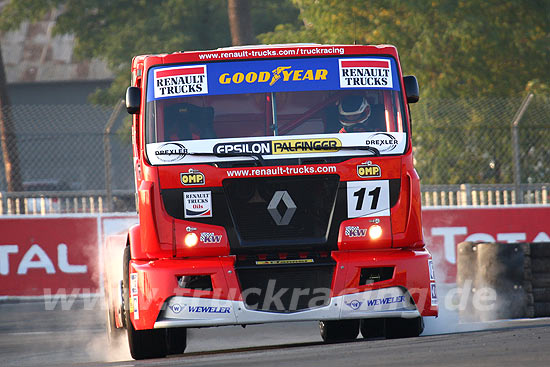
[347,180,390,218]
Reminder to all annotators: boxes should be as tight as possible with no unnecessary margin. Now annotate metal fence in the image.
[0,95,548,214]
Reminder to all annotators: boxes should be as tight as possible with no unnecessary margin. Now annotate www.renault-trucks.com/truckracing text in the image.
[102,43,438,360]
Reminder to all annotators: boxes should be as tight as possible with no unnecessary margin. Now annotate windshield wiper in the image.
[186,151,266,166]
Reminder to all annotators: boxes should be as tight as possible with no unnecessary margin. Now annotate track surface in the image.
[1,299,549,367]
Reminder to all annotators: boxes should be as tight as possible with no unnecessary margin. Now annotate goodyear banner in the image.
[147,57,400,102]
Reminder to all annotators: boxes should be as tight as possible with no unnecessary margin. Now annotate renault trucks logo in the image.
[267,191,296,226]
[339,58,392,88]
[365,133,399,152]
[184,191,212,218]
[154,65,208,98]
[155,142,188,162]
[180,169,205,186]
[218,66,328,86]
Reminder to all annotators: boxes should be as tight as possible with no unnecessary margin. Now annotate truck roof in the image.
[131,44,399,73]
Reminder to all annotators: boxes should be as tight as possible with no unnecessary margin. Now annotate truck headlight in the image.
[368,225,383,240]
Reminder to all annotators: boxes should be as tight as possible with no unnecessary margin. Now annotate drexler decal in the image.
[365,133,399,153]
[181,169,205,186]
[357,161,381,178]
[155,142,188,162]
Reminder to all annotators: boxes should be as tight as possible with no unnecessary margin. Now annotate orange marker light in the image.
[184,233,199,247]
[369,225,383,240]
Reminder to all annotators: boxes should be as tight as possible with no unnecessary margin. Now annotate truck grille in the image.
[235,259,335,313]
[223,175,339,244]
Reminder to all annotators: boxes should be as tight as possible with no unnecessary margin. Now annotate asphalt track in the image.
[1,298,549,367]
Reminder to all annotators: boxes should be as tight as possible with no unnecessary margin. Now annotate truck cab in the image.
[109,44,437,359]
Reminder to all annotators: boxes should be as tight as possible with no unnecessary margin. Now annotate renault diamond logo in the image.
[267,191,296,226]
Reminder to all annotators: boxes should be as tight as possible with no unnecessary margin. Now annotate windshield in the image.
[145,56,407,164]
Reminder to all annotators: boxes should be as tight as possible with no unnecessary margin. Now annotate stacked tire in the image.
[457,241,550,321]
[524,243,550,317]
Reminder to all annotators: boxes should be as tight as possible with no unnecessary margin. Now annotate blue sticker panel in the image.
[147,57,399,102]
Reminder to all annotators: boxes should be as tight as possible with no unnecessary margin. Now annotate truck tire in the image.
[385,317,424,339]
[360,318,386,339]
[319,320,359,342]
[166,327,187,355]
[123,246,167,360]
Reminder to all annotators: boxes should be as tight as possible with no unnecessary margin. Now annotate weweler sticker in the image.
[184,191,212,218]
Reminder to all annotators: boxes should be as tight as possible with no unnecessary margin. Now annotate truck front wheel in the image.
[123,246,167,359]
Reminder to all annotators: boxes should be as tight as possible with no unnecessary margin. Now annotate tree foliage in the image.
[260,0,550,184]
[0,0,300,103]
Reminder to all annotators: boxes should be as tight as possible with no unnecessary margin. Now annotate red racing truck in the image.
[104,43,438,359]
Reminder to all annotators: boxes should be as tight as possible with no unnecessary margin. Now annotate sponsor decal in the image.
[365,133,399,153]
[214,141,271,155]
[169,303,184,314]
[218,66,328,87]
[255,259,314,265]
[180,169,205,186]
[428,259,435,281]
[154,65,208,98]
[133,295,139,320]
[155,142,188,162]
[272,138,341,154]
[187,306,231,314]
[345,226,367,238]
[184,191,212,218]
[365,295,405,308]
[130,273,138,297]
[345,299,363,310]
[347,180,391,218]
[430,282,438,306]
[200,232,222,244]
[357,161,381,178]
[339,58,392,88]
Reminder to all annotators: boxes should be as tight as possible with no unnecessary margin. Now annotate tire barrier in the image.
[457,241,550,321]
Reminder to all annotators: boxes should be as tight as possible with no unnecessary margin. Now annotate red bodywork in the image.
[121,44,437,330]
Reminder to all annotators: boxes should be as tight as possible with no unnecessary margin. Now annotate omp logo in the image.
[272,138,341,154]
[365,133,399,153]
[155,142,188,162]
[181,169,205,186]
[218,66,328,86]
[357,161,381,178]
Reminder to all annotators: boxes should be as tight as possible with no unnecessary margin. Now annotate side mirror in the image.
[126,87,141,114]
[403,75,419,103]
